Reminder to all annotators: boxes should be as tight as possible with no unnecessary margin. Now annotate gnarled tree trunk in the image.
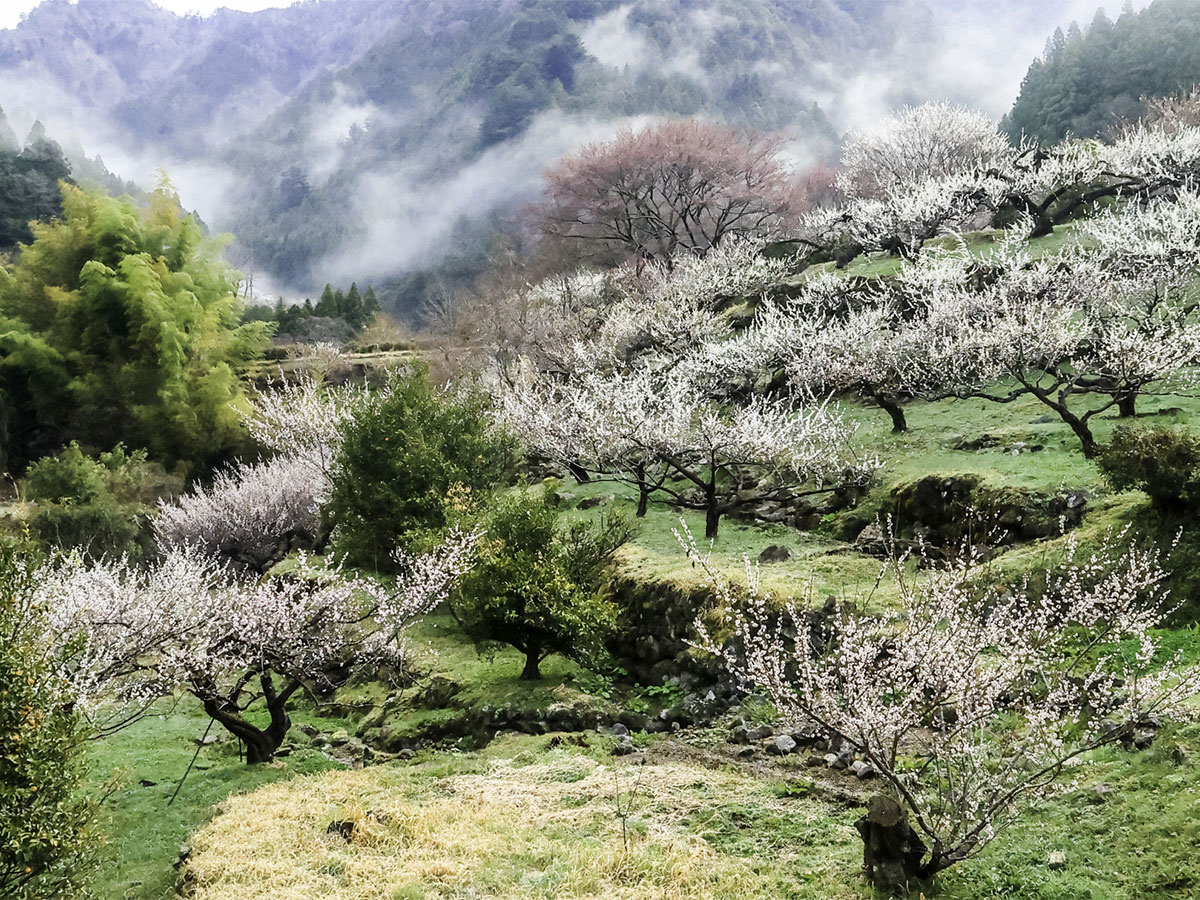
[855,794,929,893]
[197,673,299,765]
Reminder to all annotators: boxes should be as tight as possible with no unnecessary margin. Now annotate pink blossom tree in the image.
[535,120,796,267]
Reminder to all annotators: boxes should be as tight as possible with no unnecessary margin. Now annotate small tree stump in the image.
[854,794,928,893]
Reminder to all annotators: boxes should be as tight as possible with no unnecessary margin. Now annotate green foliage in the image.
[325,368,517,568]
[0,544,98,900]
[452,487,635,679]
[1006,1,1200,142]
[0,181,272,473]
[21,443,180,558]
[1097,424,1200,512]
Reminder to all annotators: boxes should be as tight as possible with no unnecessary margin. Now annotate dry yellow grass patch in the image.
[182,750,835,900]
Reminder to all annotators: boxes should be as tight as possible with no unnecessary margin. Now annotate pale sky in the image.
[0,0,294,30]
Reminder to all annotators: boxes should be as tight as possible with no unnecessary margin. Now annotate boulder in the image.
[767,735,797,756]
[757,544,792,564]
[851,760,876,779]
[612,735,637,756]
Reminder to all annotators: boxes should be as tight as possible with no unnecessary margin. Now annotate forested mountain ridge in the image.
[1006,0,1200,142]
[0,0,404,154]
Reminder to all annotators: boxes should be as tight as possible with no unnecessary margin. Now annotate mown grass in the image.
[174,726,1200,900]
[178,734,862,900]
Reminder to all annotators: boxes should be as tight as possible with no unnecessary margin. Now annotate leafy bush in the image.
[451,486,635,679]
[325,369,517,568]
[22,443,181,558]
[0,544,98,899]
[1096,424,1200,512]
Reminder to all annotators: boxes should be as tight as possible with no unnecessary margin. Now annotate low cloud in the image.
[319,109,661,283]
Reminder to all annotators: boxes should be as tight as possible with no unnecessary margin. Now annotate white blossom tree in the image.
[839,102,1011,199]
[481,238,792,391]
[501,366,876,538]
[40,532,477,761]
[154,454,321,573]
[900,199,1200,456]
[803,115,1200,266]
[156,373,377,571]
[683,522,1200,890]
[701,268,922,432]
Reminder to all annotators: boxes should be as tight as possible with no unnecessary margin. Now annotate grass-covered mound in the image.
[178,736,858,900]
[175,727,1200,900]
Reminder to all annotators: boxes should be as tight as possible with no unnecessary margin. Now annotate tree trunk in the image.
[1116,392,1137,418]
[202,697,288,765]
[854,795,930,893]
[704,488,720,541]
[0,402,8,476]
[1062,411,1098,458]
[634,462,650,517]
[520,652,542,681]
[873,393,907,433]
[1026,387,1098,458]
[1027,210,1054,238]
[566,462,590,484]
[197,673,295,765]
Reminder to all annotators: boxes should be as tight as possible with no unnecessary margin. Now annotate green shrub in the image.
[22,443,181,558]
[1096,425,1200,512]
[325,369,517,569]
[0,544,98,899]
[451,487,635,680]
[22,444,106,504]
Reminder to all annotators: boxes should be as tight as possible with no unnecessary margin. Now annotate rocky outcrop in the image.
[853,474,1087,551]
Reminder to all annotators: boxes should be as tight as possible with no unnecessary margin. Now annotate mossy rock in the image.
[882,474,1086,546]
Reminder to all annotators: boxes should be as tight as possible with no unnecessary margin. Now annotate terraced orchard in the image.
[13,84,1200,900]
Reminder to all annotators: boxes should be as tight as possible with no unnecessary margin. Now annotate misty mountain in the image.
[0,0,1113,313]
